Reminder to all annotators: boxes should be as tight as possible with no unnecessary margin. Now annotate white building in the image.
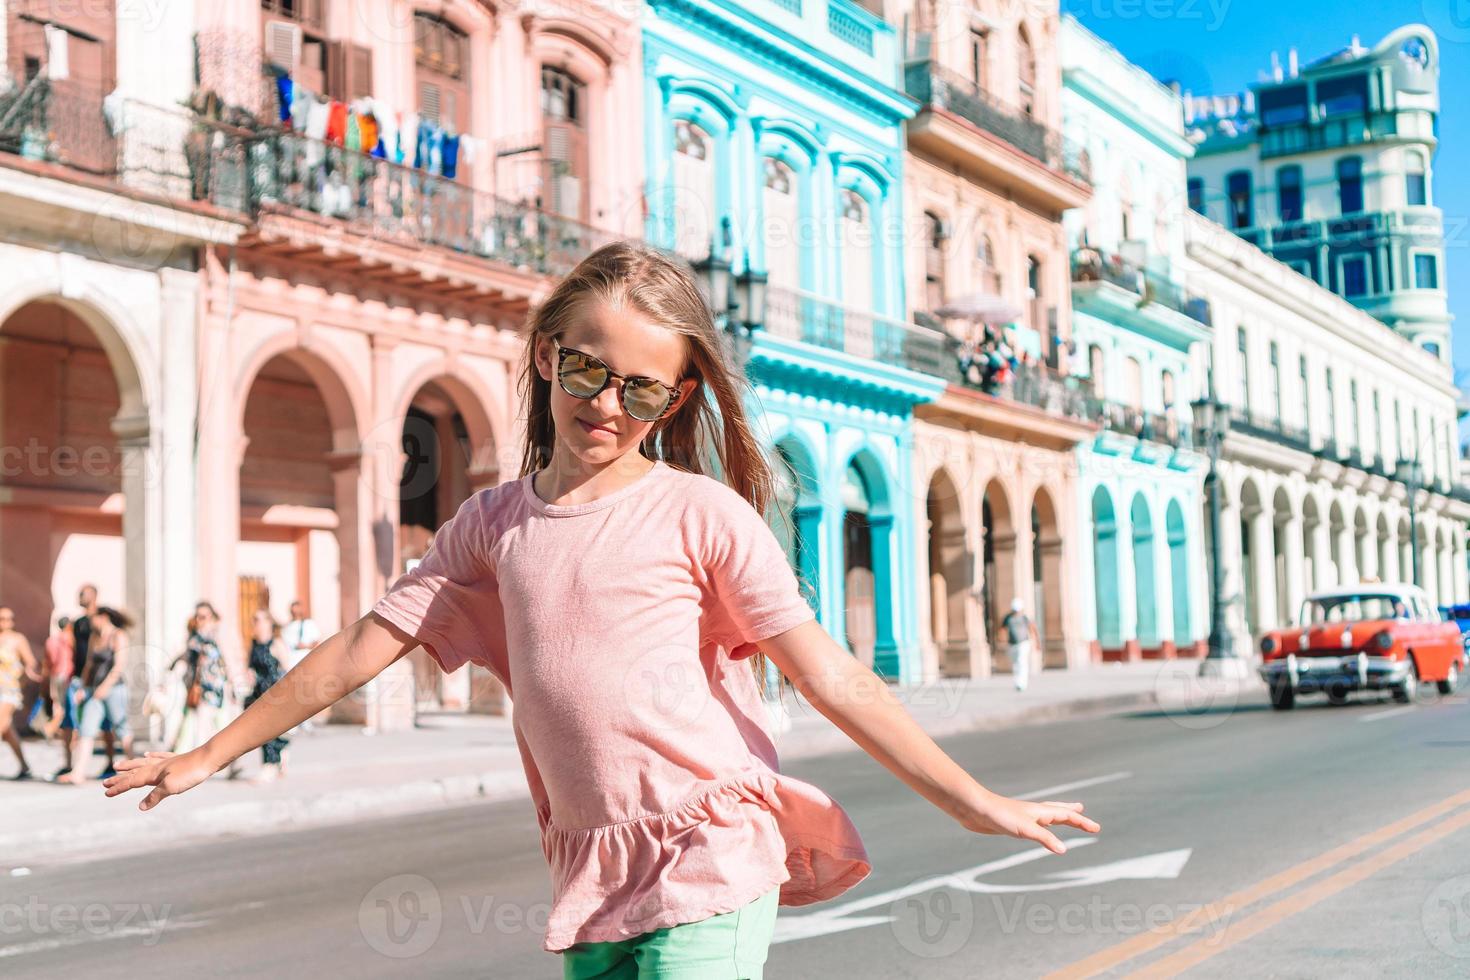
[1183,25,1450,362]
[1183,210,1469,651]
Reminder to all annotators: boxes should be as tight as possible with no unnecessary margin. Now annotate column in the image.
[1115,502,1139,659]
[1310,518,1333,591]
[1249,501,1280,631]
[1218,495,1248,650]
[1281,510,1306,625]
[113,415,156,728]
[1381,525,1402,584]
[1335,519,1358,586]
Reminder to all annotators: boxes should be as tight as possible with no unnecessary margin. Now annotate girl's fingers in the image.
[1039,801,1085,812]
[112,757,148,773]
[1027,825,1068,855]
[139,785,170,812]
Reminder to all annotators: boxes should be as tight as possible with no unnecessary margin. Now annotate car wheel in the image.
[1326,687,1351,706]
[1392,658,1420,704]
[1269,678,1295,710]
[1437,661,1461,696]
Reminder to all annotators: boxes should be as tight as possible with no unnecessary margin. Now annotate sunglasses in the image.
[552,339,683,422]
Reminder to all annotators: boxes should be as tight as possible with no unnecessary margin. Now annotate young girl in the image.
[105,241,1098,976]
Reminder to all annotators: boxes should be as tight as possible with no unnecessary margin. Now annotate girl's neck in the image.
[533,449,656,508]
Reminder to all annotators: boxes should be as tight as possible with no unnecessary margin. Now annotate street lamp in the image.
[1191,395,1248,678]
[732,256,768,333]
[692,246,733,322]
[1403,457,1424,585]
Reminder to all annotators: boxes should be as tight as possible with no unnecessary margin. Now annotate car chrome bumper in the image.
[1259,654,1409,693]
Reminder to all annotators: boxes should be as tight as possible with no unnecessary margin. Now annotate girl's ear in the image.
[670,378,698,415]
[534,336,554,382]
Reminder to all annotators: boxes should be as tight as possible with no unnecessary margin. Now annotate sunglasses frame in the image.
[551,338,683,422]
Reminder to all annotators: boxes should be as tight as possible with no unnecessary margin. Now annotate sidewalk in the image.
[1,661,1247,868]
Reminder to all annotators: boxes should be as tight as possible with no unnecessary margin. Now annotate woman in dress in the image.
[58,607,135,785]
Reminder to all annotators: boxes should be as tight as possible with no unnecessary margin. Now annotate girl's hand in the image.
[25,668,42,683]
[102,749,218,811]
[959,792,1101,855]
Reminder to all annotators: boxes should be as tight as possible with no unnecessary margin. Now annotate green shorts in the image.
[561,886,780,979]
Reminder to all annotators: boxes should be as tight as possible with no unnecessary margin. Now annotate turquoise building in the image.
[1059,17,1211,659]
[642,0,945,681]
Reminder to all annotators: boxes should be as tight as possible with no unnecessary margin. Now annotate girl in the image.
[58,607,135,785]
[105,241,1098,976]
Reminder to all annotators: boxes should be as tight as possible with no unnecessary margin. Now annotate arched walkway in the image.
[841,450,897,676]
[0,299,148,665]
[1166,498,1191,649]
[236,349,362,655]
[1091,486,1120,653]
[925,467,970,677]
[398,376,499,712]
[1130,494,1158,650]
[1031,487,1064,668]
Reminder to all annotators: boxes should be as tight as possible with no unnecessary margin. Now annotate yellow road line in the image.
[1043,788,1470,980]
[1126,805,1470,978]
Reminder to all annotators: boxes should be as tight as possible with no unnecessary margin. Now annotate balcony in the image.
[1091,399,1193,452]
[1258,110,1404,159]
[763,287,950,377]
[242,128,616,284]
[1224,408,1314,454]
[903,60,1090,212]
[0,77,617,296]
[1070,249,1211,347]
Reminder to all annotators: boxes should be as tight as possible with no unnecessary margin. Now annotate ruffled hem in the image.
[539,767,870,952]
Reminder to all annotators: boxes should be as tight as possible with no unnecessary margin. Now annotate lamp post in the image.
[697,244,767,362]
[1192,395,1248,678]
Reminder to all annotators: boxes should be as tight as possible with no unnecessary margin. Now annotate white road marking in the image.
[962,848,1192,893]
[772,840,1098,944]
[1358,706,1415,723]
[1015,771,1133,799]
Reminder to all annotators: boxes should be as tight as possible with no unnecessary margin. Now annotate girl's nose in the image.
[591,383,622,418]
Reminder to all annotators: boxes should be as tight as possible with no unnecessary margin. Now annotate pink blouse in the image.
[372,460,870,951]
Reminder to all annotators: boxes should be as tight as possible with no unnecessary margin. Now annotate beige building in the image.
[890,0,1097,676]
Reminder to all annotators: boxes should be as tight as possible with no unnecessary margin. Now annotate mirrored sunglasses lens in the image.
[559,353,607,398]
[624,380,671,421]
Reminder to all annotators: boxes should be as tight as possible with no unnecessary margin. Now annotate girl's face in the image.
[535,299,695,468]
[195,607,217,637]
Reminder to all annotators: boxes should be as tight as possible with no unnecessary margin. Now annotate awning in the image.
[934,292,1024,324]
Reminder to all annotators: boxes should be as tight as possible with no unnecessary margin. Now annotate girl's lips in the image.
[577,418,617,439]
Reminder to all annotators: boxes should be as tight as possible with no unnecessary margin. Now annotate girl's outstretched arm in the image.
[103,612,418,811]
[760,619,1100,854]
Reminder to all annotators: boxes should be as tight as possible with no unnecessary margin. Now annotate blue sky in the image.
[1066,0,1470,392]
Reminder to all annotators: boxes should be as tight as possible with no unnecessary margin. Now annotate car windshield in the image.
[1301,594,1410,623]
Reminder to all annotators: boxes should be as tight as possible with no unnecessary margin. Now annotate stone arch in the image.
[1030,484,1065,667]
[1130,492,1158,648]
[1166,497,1192,648]
[926,466,970,677]
[1091,485,1120,653]
[841,446,897,676]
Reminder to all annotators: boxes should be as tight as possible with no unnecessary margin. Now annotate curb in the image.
[8,687,1168,868]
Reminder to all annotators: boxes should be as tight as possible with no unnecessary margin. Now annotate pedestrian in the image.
[57,607,135,784]
[0,607,42,779]
[1002,597,1040,692]
[39,616,73,742]
[172,602,244,779]
[55,584,114,780]
[245,609,291,783]
[107,241,1099,977]
[281,600,321,733]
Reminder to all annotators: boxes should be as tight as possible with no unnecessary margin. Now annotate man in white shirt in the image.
[281,601,321,733]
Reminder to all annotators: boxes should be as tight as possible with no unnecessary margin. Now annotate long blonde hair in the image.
[517,240,789,693]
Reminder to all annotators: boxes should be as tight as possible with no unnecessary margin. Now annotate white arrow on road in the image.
[960,848,1192,893]
[773,842,1192,944]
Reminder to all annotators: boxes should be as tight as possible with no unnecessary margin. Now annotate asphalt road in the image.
[5,683,1469,978]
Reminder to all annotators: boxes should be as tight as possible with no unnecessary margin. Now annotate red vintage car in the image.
[1258,584,1466,710]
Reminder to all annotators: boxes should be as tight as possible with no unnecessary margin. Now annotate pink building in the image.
[0,0,642,727]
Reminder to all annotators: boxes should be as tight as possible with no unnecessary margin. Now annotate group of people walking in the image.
[0,587,321,783]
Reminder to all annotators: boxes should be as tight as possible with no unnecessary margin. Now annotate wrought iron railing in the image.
[903,60,1091,185]
[0,79,619,279]
[242,128,617,278]
[1089,399,1192,449]
[764,288,950,376]
[1225,408,1314,453]
[1070,248,1212,326]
